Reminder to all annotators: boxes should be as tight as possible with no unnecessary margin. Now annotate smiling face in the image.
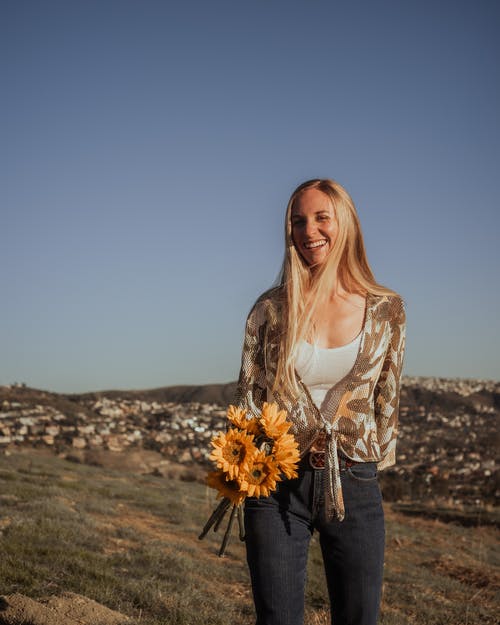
[290,188,338,268]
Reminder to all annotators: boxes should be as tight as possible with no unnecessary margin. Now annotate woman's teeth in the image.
[304,240,327,249]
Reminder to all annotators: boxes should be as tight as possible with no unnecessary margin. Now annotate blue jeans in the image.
[244,457,385,625]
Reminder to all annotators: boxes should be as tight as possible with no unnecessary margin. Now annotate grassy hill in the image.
[67,382,239,406]
[0,450,498,625]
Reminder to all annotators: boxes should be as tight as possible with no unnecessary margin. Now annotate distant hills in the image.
[67,382,239,406]
[1,376,498,514]
[3,376,499,412]
[68,376,500,413]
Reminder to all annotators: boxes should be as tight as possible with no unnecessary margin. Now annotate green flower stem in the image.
[198,497,231,540]
[213,498,231,532]
[218,503,238,557]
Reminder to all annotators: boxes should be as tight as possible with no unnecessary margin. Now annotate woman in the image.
[234,179,406,625]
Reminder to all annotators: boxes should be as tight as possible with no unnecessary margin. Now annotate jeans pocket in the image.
[347,463,378,482]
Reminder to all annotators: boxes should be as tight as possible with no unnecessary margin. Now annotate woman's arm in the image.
[233,301,268,417]
[375,296,406,469]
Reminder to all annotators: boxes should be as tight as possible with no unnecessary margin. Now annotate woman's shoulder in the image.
[369,290,406,325]
[254,285,284,306]
[247,286,284,325]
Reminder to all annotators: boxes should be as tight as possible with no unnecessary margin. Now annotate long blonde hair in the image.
[273,178,395,398]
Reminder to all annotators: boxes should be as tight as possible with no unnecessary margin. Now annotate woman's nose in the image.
[304,220,317,237]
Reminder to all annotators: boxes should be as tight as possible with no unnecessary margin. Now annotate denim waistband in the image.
[299,452,376,472]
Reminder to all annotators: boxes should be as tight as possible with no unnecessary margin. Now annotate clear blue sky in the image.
[2,0,499,393]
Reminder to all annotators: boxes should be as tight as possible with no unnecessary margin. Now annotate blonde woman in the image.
[235,179,406,625]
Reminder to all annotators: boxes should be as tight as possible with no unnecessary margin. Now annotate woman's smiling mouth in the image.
[304,239,328,249]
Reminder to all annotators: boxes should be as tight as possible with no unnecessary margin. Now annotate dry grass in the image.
[0,450,498,625]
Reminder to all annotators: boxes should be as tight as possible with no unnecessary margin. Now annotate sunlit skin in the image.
[291,187,366,348]
[291,188,338,269]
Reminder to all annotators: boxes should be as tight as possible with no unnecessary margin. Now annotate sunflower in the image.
[272,433,300,479]
[210,428,257,480]
[238,450,282,498]
[227,405,249,428]
[260,402,291,439]
[227,405,260,435]
[206,470,246,506]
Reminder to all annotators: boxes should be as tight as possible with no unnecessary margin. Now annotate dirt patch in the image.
[94,503,193,550]
[391,502,499,528]
[65,448,205,482]
[0,592,128,625]
[0,517,12,533]
[100,503,245,565]
[427,555,500,594]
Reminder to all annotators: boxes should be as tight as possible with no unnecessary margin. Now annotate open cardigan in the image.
[234,287,406,521]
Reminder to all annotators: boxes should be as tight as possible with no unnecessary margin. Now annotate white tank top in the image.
[294,333,362,409]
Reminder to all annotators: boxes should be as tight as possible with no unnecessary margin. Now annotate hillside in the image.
[68,382,239,406]
[1,376,498,517]
[0,451,498,625]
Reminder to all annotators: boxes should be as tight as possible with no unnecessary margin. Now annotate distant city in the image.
[1,376,498,513]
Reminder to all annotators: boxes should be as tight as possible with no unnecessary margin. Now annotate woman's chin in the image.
[305,251,328,268]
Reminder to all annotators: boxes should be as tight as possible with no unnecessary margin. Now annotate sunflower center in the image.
[223,443,244,463]
[250,464,267,483]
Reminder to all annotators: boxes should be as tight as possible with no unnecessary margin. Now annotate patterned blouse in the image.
[234,287,407,521]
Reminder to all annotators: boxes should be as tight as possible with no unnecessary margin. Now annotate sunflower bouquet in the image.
[199,402,300,556]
